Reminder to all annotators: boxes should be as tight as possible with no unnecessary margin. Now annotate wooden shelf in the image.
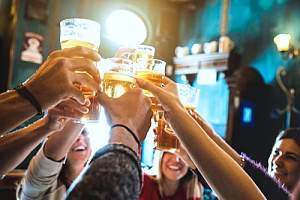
[173,53,229,75]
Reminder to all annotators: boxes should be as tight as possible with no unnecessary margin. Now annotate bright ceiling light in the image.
[106,9,147,46]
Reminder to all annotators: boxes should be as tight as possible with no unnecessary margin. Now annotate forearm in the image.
[168,107,266,200]
[108,126,140,156]
[21,147,63,199]
[0,90,37,134]
[0,118,50,176]
[67,144,141,200]
[44,121,84,161]
[196,117,241,164]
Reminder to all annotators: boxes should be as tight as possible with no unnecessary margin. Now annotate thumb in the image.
[97,91,111,107]
[69,87,87,105]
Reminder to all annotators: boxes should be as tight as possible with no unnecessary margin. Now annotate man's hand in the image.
[48,98,90,120]
[99,88,152,142]
[137,77,184,118]
[24,46,101,111]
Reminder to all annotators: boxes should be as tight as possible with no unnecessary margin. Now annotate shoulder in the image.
[242,153,290,199]
[140,173,160,199]
[143,173,158,187]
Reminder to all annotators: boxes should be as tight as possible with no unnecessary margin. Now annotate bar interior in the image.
[1,0,300,199]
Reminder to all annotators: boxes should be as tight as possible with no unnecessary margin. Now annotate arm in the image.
[0,46,100,134]
[20,146,65,200]
[188,110,242,165]
[137,78,266,200]
[0,90,38,134]
[169,108,266,200]
[66,88,152,199]
[0,116,62,176]
[44,120,84,161]
[20,120,84,200]
[187,107,290,199]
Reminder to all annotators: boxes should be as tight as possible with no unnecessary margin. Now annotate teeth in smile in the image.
[74,146,86,151]
[169,165,180,170]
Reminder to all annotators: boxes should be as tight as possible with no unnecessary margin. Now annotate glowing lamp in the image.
[274,34,291,52]
[274,34,299,59]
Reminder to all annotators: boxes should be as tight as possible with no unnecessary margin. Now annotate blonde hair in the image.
[152,151,203,199]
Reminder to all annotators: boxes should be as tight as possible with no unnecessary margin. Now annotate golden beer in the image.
[154,107,197,152]
[136,70,164,113]
[136,70,164,88]
[60,40,100,122]
[103,72,136,98]
[60,18,101,122]
[155,119,180,152]
[61,39,99,51]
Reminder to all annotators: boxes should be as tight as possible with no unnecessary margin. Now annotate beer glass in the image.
[155,84,200,151]
[135,59,166,115]
[177,83,200,111]
[60,18,100,50]
[155,118,180,152]
[60,18,101,123]
[118,45,155,62]
[131,45,155,63]
[102,58,136,98]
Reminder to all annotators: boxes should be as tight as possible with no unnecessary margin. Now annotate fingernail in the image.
[85,98,91,106]
[82,107,89,114]
[59,118,65,124]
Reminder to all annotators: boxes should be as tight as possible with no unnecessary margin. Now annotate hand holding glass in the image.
[60,18,101,123]
[136,58,166,114]
[155,84,200,151]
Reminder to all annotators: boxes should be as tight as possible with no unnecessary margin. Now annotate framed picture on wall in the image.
[25,0,48,24]
[20,32,43,64]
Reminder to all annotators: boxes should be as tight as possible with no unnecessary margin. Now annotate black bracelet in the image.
[111,124,141,150]
[14,84,43,115]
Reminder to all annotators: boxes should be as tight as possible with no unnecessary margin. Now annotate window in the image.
[105,9,147,45]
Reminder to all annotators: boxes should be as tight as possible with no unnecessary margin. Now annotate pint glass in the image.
[102,58,136,98]
[60,18,101,123]
[155,84,200,151]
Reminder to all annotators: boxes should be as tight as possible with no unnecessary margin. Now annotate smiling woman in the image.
[18,121,92,200]
[105,9,148,45]
[140,151,204,200]
[268,128,300,192]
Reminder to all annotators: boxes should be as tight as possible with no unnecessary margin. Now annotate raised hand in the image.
[24,46,101,111]
[137,77,184,116]
[48,98,91,120]
[98,88,152,142]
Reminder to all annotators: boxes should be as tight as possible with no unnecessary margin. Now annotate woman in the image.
[190,110,290,199]
[140,150,203,200]
[268,128,300,192]
[18,119,92,200]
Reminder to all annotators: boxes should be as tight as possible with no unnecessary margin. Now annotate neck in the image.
[161,178,180,197]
